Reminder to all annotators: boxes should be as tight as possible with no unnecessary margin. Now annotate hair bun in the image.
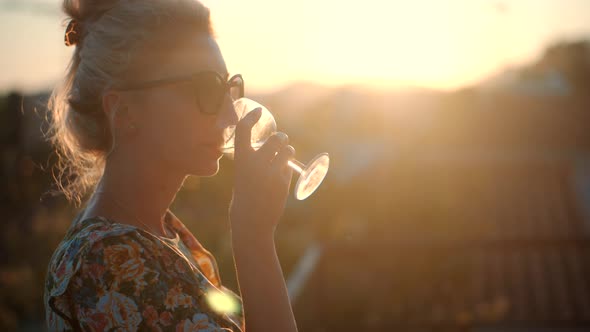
[64,19,81,46]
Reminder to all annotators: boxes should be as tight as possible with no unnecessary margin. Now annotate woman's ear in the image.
[103,91,134,130]
[102,91,119,119]
[102,90,136,138]
[119,104,140,137]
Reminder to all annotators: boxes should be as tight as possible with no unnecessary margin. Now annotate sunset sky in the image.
[1,0,589,93]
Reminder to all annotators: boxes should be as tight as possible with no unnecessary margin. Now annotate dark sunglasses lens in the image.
[193,73,225,114]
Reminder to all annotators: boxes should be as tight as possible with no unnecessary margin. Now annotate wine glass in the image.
[222,98,329,200]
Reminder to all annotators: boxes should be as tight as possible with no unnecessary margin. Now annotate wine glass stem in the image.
[287,159,305,174]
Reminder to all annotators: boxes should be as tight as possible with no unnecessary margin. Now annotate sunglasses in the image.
[115,71,244,115]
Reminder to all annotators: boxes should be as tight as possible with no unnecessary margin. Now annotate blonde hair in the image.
[45,0,213,206]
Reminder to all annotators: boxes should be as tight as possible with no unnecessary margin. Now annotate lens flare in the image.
[205,288,240,314]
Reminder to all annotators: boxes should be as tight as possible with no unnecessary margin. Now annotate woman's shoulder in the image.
[45,215,157,298]
[44,215,243,332]
[48,213,156,266]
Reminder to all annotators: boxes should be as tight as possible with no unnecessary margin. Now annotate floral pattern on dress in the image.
[44,210,243,332]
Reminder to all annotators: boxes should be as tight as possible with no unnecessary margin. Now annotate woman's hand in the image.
[229,107,295,238]
[228,109,300,332]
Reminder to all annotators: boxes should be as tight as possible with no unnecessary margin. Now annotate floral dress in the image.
[44,209,244,332]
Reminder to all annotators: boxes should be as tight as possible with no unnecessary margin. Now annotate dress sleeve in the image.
[67,233,239,331]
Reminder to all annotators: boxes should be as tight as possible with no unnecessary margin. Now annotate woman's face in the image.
[123,34,238,177]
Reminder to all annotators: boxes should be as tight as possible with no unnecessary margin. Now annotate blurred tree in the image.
[525,40,590,94]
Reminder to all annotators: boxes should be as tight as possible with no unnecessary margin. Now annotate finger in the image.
[234,107,262,157]
[271,145,296,178]
[256,132,289,163]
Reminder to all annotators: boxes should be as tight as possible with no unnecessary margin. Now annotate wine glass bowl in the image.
[222,98,329,200]
[222,98,276,159]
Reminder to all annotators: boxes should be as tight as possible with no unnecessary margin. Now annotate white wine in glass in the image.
[222,98,329,200]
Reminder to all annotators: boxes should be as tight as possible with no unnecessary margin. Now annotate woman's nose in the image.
[216,94,239,129]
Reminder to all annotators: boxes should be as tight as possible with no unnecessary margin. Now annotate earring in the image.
[127,122,139,136]
[128,123,139,135]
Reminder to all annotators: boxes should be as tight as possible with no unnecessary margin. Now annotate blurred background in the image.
[1,0,590,331]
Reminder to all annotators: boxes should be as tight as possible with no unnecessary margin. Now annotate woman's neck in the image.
[84,153,186,237]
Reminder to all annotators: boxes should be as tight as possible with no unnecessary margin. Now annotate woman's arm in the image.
[231,230,297,332]
[229,108,299,332]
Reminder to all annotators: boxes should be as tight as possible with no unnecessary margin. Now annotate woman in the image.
[44,0,298,331]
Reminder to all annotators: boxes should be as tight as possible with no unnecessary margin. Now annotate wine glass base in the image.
[294,153,330,200]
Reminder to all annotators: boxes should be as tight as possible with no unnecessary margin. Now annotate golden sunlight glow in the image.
[203,0,590,92]
[0,0,589,92]
[206,288,240,314]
